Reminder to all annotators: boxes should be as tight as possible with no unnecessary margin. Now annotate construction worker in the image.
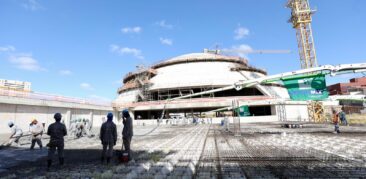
[332,110,340,134]
[47,113,67,169]
[69,119,77,138]
[224,115,229,131]
[29,119,43,150]
[86,119,91,131]
[100,113,117,164]
[4,121,23,147]
[122,109,133,161]
[339,109,348,126]
[75,119,84,138]
[84,119,93,137]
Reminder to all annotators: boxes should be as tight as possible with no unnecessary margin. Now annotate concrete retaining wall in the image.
[0,95,116,134]
[0,103,117,134]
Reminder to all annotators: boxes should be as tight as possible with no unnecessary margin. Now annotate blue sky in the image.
[0,0,365,101]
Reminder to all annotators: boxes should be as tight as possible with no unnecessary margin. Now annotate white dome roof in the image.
[165,53,243,62]
[149,61,262,90]
[152,52,248,69]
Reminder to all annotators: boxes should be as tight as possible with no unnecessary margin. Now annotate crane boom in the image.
[221,49,291,55]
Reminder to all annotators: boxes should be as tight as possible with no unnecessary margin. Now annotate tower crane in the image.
[221,49,291,55]
[287,0,323,121]
[287,0,318,69]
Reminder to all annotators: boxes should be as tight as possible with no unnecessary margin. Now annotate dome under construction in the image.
[114,50,290,119]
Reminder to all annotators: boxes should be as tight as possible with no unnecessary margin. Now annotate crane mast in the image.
[287,0,318,69]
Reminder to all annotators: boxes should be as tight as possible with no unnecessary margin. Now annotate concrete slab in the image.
[0,124,365,178]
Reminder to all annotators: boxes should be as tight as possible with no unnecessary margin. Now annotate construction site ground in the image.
[0,123,366,178]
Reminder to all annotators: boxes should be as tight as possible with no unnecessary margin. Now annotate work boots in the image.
[59,157,64,166]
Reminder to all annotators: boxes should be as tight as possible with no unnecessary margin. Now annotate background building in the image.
[0,79,31,92]
[327,77,366,95]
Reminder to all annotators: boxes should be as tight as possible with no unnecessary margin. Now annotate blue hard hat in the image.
[122,109,130,118]
[107,112,113,121]
[54,113,62,121]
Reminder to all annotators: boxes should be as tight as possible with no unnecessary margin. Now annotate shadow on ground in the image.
[0,148,174,178]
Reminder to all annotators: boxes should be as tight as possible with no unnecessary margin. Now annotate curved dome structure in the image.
[114,51,289,119]
[149,53,267,91]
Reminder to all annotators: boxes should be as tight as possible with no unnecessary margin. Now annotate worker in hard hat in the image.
[29,118,43,150]
[100,112,117,164]
[122,109,133,161]
[4,121,23,147]
[332,110,340,134]
[76,119,84,138]
[47,113,67,169]
[338,108,348,126]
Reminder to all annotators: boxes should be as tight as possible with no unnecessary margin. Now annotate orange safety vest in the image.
[332,113,339,124]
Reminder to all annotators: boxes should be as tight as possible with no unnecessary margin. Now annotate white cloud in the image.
[0,45,16,52]
[234,27,250,40]
[22,0,44,11]
[121,26,142,34]
[8,54,46,71]
[222,44,253,58]
[159,37,173,46]
[110,44,144,59]
[156,20,173,29]
[80,83,94,90]
[59,70,72,76]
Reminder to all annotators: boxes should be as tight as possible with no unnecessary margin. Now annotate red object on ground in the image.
[120,152,129,163]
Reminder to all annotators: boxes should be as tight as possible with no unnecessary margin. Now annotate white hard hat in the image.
[8,121,14,127]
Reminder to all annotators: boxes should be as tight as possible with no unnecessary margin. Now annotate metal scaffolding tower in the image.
[134,65,156,102]
[287,0,318,69]
[307,101,325,123]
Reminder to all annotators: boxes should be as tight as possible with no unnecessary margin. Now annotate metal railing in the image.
[0,89,112,107]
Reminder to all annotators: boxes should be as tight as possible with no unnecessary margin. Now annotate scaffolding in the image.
[134,66,156,102]
[307,101,325,123]
[287,0,318,69]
